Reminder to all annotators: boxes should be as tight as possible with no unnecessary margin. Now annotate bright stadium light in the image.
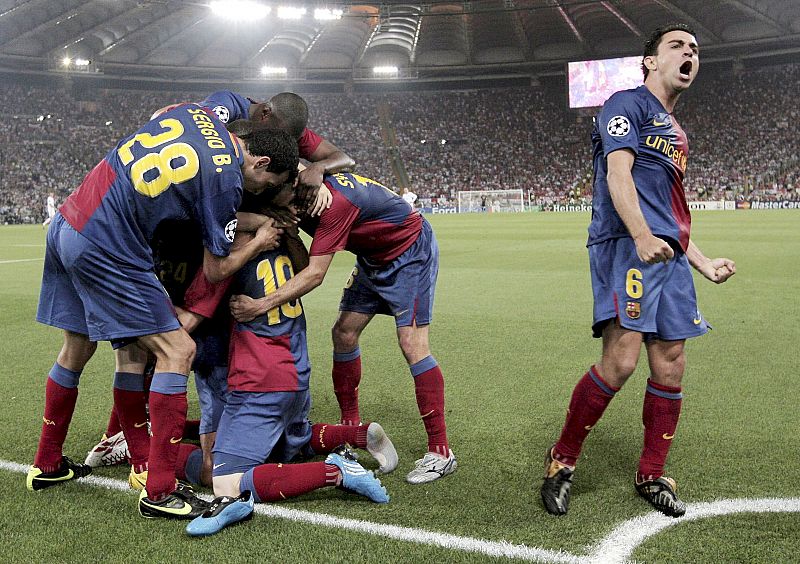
[209,0,270,21]
[261,65,288,76]
[74,58,90,67]
[314,8,342,20]
[373,65,398,76]
[62,56,71,67]
[277,6,306,19]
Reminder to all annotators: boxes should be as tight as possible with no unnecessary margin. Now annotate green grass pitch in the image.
[0,211,798,563]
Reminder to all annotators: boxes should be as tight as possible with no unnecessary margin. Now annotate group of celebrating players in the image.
[27,23,734,535]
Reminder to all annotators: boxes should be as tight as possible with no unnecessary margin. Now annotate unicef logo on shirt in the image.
[224,219,237,243]
[212,105,230,123]
[607,115,631,137]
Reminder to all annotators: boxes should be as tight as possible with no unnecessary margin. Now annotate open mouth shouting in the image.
[679,60,693,80]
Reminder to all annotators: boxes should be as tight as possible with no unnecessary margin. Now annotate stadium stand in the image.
[2,64,798,224]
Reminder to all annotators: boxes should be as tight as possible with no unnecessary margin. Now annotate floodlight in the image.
[277,6,306,19]
[373,66,398,76]
[209,1,270,21]
[261,66,288,76]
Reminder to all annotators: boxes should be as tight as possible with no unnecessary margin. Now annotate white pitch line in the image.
[5,458,799,563]
[0,459,577,563]
[586,496,800,563]
[0,258,43,264]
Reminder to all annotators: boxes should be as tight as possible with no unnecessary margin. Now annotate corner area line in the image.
[0,458,578,563]
[585,497,800,563]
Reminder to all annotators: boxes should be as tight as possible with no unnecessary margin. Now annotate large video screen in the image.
[568,56,643,108]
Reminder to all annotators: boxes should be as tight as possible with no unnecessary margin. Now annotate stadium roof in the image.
[1,0,799,83]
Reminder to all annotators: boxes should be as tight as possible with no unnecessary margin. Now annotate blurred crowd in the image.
[2,63,797,223]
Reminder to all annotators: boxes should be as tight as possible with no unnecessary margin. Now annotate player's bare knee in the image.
[58,331,97,370]
[397,332,429,364]
[332,323,359,351]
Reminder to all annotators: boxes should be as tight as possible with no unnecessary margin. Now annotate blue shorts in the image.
[194,365,228,435]
[340,219,439,327]
[212,389,312,476]
[36,214,180,342]
[589,237,709,341]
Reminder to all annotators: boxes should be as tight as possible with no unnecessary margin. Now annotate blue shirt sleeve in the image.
[599,90,644,158]
[193,168,243,257]
[199,91,251,124]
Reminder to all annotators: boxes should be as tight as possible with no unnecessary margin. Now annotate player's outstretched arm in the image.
[607,149,674,264]
[229,253,334,322]
[686,239,736,284]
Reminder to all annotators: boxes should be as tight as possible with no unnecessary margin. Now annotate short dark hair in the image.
[641,23,696,79]
[268,92,309,139]
[229,120,299,183]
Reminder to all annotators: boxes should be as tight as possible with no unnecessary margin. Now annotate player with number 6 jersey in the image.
[540,24,735,519]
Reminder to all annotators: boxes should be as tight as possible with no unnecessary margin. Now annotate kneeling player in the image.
[186,196,396,536]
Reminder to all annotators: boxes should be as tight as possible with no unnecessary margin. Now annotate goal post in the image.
[456,189,525,213]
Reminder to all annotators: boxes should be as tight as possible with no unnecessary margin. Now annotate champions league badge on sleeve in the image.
[212,105,230,123]
[607,115,631,137]
[224,219,237,243]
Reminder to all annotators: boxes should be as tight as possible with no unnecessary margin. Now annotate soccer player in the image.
[229,172,457,484]
[42,193,56,228]
[26,105,299,522]
[154,90,355,200]
[540,24,735,518]
[182,188,394,536]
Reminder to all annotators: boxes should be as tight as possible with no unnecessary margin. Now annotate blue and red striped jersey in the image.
[588,85,692,251]
[304,173,422,264]
[60,104,244,269]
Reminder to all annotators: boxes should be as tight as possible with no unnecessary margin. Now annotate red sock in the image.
[310,423,368,453]
[183,419,201,441]
[553,366,619,467]
[412,358,449,457]
[638,379,683,482]
[145,390,187,500]
[175,444,200,482]
[247,462,339,502]
[332,350,362,425]
[113,387,150,473]
[34,377,79,473]
[105,405,122,437]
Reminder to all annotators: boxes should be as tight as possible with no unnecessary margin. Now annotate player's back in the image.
[229,240,310,392]
[232,241,306,340]
[60,105,244,269]
[307,172,422,264]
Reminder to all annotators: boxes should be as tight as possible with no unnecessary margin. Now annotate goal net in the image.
[456,189,525,213]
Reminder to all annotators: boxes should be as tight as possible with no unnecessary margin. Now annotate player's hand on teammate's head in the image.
[296,181,332,218]
[298,163,325,193]
[254,218,283,251]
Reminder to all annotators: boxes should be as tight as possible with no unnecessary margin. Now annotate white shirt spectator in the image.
[402,188,418,207]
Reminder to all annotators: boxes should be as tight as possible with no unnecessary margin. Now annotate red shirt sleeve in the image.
[308,189,360,257]
[183,267,234,318]
[298,128,324,160]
